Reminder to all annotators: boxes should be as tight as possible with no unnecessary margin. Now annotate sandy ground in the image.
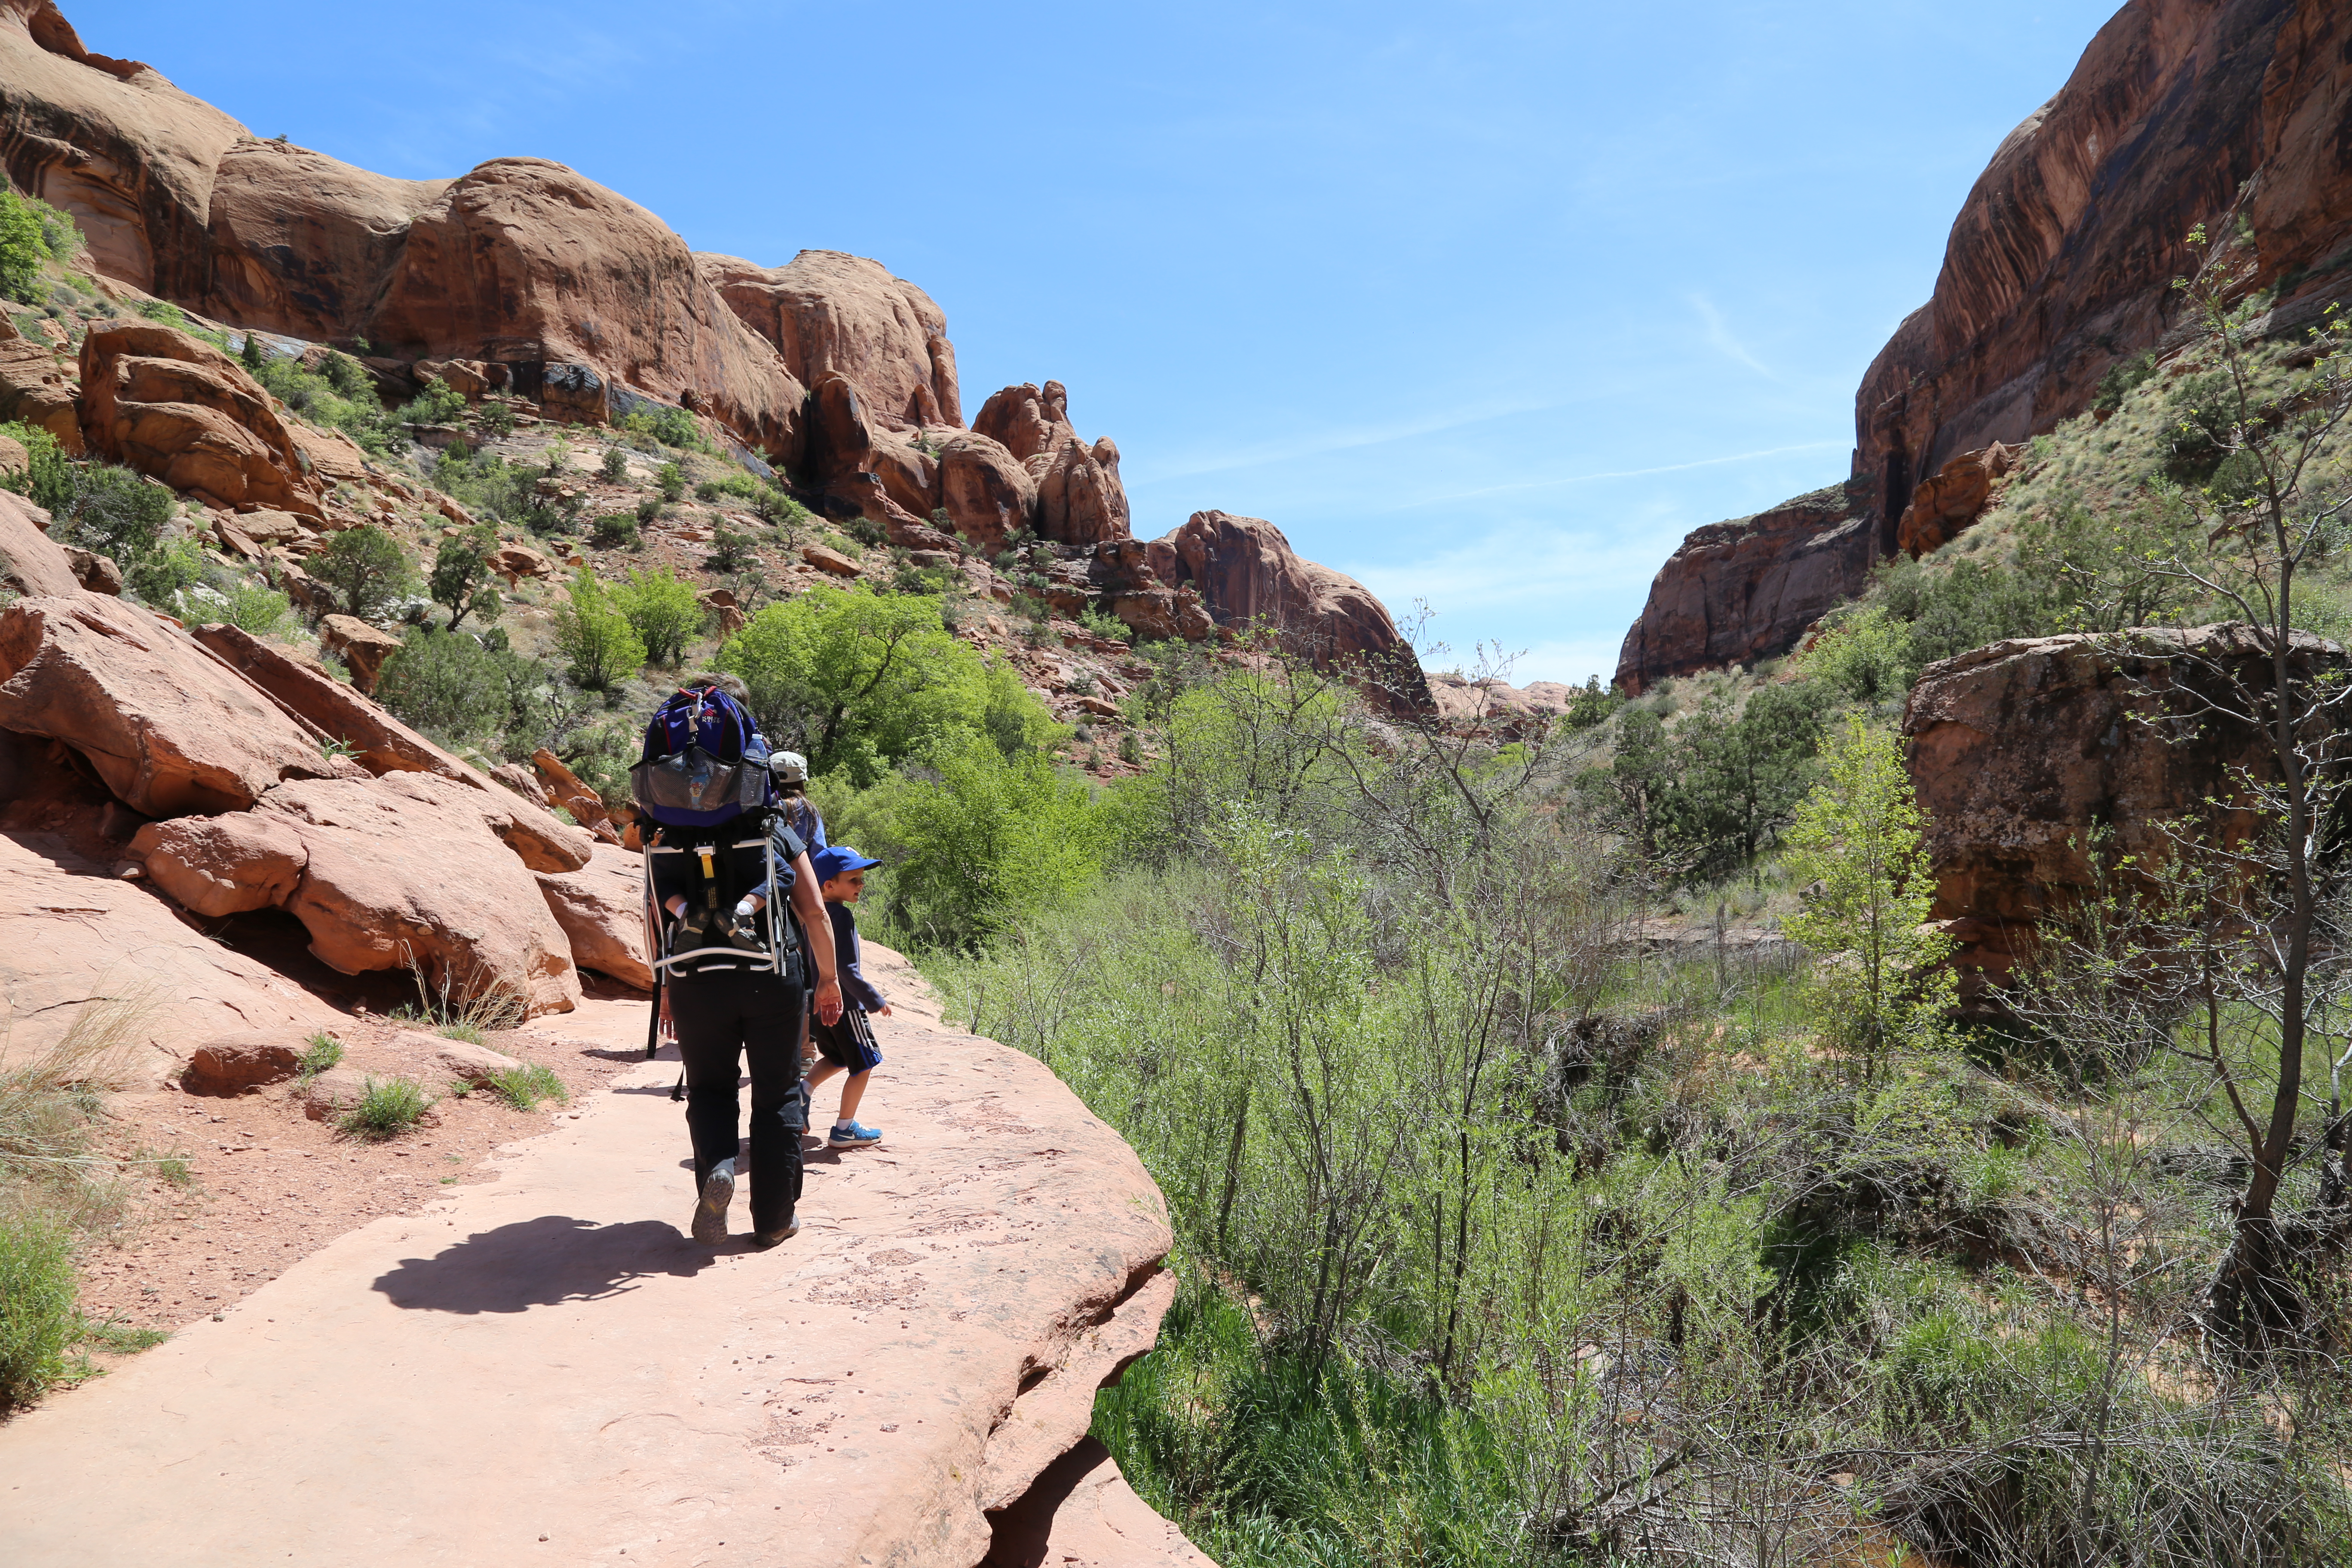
[0,949,1208,1568]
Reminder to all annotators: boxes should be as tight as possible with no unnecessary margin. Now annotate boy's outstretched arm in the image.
[787,850,843,1025]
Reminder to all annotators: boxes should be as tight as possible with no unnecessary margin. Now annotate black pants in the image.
[667,967,807,1232]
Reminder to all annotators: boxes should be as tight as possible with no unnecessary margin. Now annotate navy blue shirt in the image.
[827,900,887,1014]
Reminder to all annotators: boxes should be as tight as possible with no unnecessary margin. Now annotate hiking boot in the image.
[751,1216,800,1248]
[690,1158,735,1245]
[828,1121,882,1148]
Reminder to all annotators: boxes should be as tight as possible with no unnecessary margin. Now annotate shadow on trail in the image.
[372,1216,711,1313]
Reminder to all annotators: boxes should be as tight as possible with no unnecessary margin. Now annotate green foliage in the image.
[655,461,685,502]
[590,511,640,548]
[395,376,467,426]
[427,521,503,631]
[249,349,401,456]
[695,473,761,503]
[1589,679,1829,877]
[217,579,294,635]
[598,445,628,483]
[310,524,416,622]
[706,523,759,572]
[2092,352,2157,414]
[45,462,176,567]
[374,625,552,755]
[862,733,1109,949]
[552,570,646,690]
[487,1063,567,1112]
[1782,716,1954,1078]
[296,1034,343,1081]
[609,566,701,666]
[0,188,52,305]
[239,331,266,373]
[0,1213,75,1406]
[624,404,704,450]
[338,1076,433,1140]
[716,585,1035,785]
[128,538,205,609]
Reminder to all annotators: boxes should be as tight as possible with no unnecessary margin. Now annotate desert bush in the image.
[591,511,640,548]
[611,567,700,666]
[219,579,294,636]
[374,625,550,754]
[0,187,52,304]
[655,461,685,502]
[311,525,416,622]
[427,522,504,631]
[339,1077,432,1140]
[489,1063,567,1112]
[599,445,628,483]
[552,570,646,690]
[0,1213,75,1407]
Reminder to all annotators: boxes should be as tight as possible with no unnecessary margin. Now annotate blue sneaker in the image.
[829,1121,882,1148]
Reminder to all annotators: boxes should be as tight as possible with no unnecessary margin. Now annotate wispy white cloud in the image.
[1388,439,1844,509]
[1127,398,1556,483]
[1691,291,1777,380]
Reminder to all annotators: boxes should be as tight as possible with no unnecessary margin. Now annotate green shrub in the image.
[395,376,466,426]
[648,406,701,450]
[374,625,550,751]
[295,1033,343,1081]
[488,1063,567,1112]
[0,189,52,306]
[128,537,205,608]
[696,474,761,503]
[220,580,294,636]
[611,566,701,666]
[655,461,685,502]
[599,446,628,483]
[0,1212,75,1406]
[707,524,759,573]
[338,1076,432,1140]
[552,570,646,690]
[591,512,640,548]
[47,462,176,566]
[634,495,661,527]
[310,524,415,622]
[77,1316,167,1354]
[427,521,503,631]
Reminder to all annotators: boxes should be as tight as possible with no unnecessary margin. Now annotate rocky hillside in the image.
[0,0,1418,692]
[1616,0,2352,693]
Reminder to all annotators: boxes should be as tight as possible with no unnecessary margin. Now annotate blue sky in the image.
[83,0,2124,684]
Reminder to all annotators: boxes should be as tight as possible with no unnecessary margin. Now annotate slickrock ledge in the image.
[0,946,1211,1568]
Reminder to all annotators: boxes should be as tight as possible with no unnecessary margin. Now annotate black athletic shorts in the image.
[809,1008,883,1073]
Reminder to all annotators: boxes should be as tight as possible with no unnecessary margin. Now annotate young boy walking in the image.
[805,845,888,1148]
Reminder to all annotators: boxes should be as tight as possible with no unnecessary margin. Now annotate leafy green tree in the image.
[715,585,995,785]
[126,537,205,609]
[397,376,466,426]
[0,189,50,305]
[375,626,551,753]
[656,462,685,502]
[610,566,701,666]
[311,525,416,622]
[1782,715,1953,1079]
[428,522,503,631]
[240,331,267,374]
[873,732,1109,948]
[551,570,645,690]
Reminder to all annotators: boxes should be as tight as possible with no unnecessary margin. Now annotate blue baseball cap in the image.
[811,845,882,885]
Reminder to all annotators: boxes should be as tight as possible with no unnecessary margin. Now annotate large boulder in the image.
[936,429,1037,551]
[1896,443,2016,557]
[1903,622,2344,1001]
[0,337,83,453]
[0,593,343,815]
[0,488,85,598]
[1148,509,1425,696]
[974,382,1130,546]
[1613,484,1873,695]
[0,829,340,1087]
[535,843,652,990]
[78,321,324,515]
[698,249,961,428]
[137,772,582,1016]
[318,613,399,693]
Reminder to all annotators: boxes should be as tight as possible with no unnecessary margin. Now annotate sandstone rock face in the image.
[318,612,398,693]
[1855,0,2352,520]
[698,249,961,428]
[0,593,341,815]
[974,382,1130,546]
[935,430,1037,551]
[1427,672,1578,727]
[527,747,616,839]
[1150,510,1422,688]
[803,542,862,578]
[0,337,84,452]
[1903,622,2338,1000]
[0,487,85,597]
[535,843,652,991]
[132,808,306,915]
[135,771,585,1017]
[78,322,322,515]
[0,0,250,294]
[1896,442,2018,557]
[1614,485,1872,695]
[0,829,340,1087]
[190,622,479,785]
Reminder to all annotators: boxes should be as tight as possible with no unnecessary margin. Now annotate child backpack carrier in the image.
[632,686,802,1034]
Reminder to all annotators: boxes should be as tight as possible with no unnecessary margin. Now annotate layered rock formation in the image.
[1615,484,1871,694]
[1894,443,2016,557]
[1620,0,2352,689]
[1902,622,2337,1001]
[0,0,1421,693]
